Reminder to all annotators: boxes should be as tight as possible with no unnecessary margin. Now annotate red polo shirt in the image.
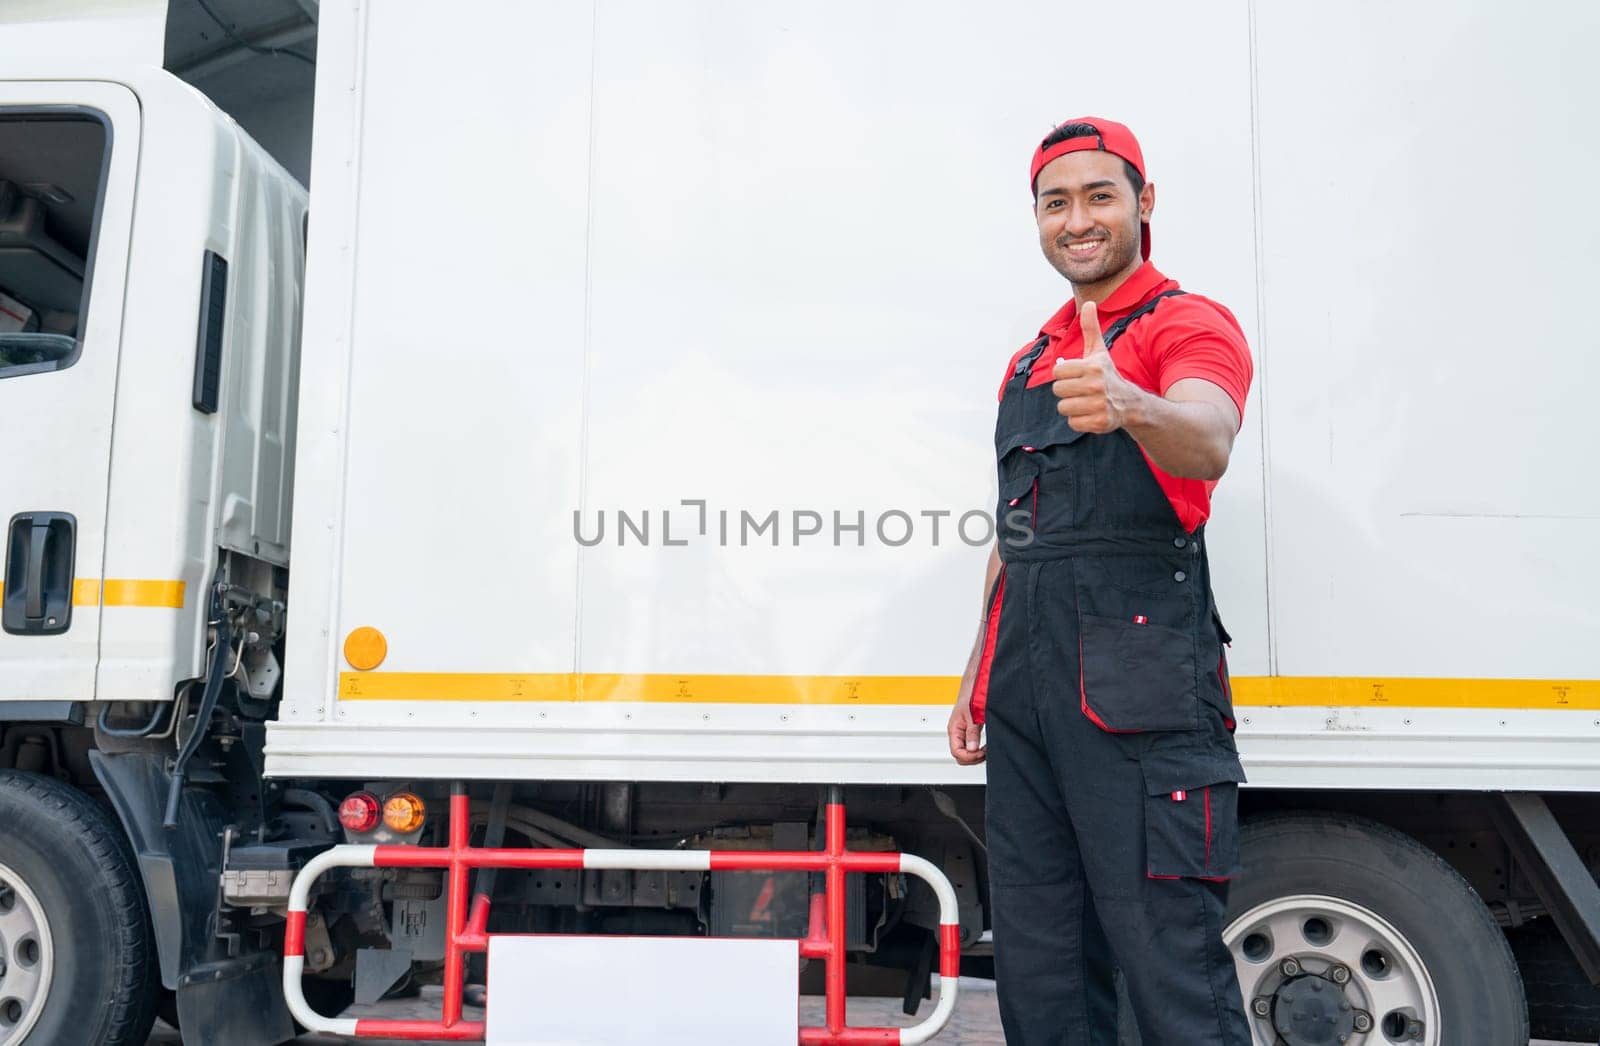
[999,262,1252,532]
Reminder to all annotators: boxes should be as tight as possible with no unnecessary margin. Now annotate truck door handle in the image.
[25,520,49,620]
[3,512,76,635]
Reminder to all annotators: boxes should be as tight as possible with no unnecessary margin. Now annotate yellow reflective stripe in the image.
[339,673,957,704]
[1230,676,1599,711]
[338,672,1600,710]
[66,579,186,608]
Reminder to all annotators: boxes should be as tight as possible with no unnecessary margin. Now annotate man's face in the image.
[1033,150,1152,287]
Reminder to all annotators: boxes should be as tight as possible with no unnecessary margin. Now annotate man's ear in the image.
[1139,181,1156,223]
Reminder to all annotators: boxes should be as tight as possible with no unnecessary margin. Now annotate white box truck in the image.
[0,1,1596,1044]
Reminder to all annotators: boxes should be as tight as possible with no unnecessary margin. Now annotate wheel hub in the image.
[0,863,54,1046]
[1226,894,1439,1046]
[1271,972,1356,1045]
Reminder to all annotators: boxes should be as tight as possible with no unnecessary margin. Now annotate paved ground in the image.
[146,982,1004,1045]
[144,981,1584,1044]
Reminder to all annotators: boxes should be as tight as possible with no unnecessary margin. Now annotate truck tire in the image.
[1223,813,1526,1046]
[0,770,158,1046]
[1509,917,1600,1041]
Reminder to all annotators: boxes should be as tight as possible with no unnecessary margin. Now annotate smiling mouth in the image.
[1065,239,1106,255]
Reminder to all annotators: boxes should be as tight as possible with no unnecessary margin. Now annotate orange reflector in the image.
[383,792,427,834]
[344,627,388,671]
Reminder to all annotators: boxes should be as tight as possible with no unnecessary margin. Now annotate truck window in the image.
[0,110,109,378]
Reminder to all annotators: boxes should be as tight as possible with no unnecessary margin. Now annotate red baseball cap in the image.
[1029,117,1150,260]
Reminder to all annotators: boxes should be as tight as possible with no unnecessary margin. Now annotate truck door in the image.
[0,83,139,706]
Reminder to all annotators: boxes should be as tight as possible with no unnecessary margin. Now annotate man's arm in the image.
[947,541,1001,765]
[1051,301,1242,481]
[1120,377,1239,481]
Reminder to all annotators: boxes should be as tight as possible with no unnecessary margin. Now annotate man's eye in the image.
[1091,194,1111,202]
[1047,200,1063,208]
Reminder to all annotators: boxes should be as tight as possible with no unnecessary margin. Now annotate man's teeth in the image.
[1067,240,1104,253]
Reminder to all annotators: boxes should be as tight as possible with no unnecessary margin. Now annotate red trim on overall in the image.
[970,571,1007,725]
[1217,654,1235,730]
[1078,634,1141,734]
[283,909,306,958]
[1147,871,1233,883]
[1146,786,1231,882]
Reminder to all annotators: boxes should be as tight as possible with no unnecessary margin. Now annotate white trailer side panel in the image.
[273,0,1598,789]
[1239,0,1600,785]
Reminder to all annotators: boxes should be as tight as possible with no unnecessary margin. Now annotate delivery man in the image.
[947,118,1254,1045]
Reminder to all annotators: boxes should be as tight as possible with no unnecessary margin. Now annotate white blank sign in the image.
[486,934,800,1045]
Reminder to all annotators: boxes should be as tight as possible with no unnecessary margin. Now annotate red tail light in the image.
[338,790,381,833]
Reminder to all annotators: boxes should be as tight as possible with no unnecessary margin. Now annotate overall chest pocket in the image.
[995,401,1093,540]
[996,455,1038,551]
[1078,614,1199,732]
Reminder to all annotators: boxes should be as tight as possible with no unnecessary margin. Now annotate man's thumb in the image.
[1081,300,1108,355]
[964,719,982,750]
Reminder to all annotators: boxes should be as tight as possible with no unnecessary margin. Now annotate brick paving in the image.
[145,981,1580,1044]
[796,982,1004,1045]
[149,982,1005,1044]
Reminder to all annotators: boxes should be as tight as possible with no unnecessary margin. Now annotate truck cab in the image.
[0,64,301,711]
[0,9,306,1042]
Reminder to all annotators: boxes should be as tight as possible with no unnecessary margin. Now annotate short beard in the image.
[1042,219,1141,287]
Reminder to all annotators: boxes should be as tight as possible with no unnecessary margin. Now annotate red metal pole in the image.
[825,790,846,1037]
[801,889,829,960]
[442,785,471,1027]
[465,893,491,938]
[353,1018,486,1041]
[799,1028,900,1045]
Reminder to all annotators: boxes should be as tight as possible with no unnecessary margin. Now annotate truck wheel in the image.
[0,770,158,1046]
[1224,813,1526,1046]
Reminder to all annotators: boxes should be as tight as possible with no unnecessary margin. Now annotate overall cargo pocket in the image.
[1142,748,1246,880]
[1078,612,1199,732]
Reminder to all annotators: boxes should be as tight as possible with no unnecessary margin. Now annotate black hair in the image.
[1037,121,1145,197]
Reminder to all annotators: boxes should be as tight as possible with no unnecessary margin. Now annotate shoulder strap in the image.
[1011,335,1051,378]
[1009,288,1187,382]
[1101,288,1186,348]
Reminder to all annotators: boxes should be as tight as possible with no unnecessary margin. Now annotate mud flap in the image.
[90,750,296,1045]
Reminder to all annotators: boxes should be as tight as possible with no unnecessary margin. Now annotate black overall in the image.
[977,290,1252,1046]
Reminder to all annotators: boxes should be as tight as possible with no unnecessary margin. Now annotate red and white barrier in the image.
[283,788,962,1045]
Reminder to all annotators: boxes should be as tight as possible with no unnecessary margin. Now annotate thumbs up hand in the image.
[1051,300,1140,433]
[1079,299,1109,357]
